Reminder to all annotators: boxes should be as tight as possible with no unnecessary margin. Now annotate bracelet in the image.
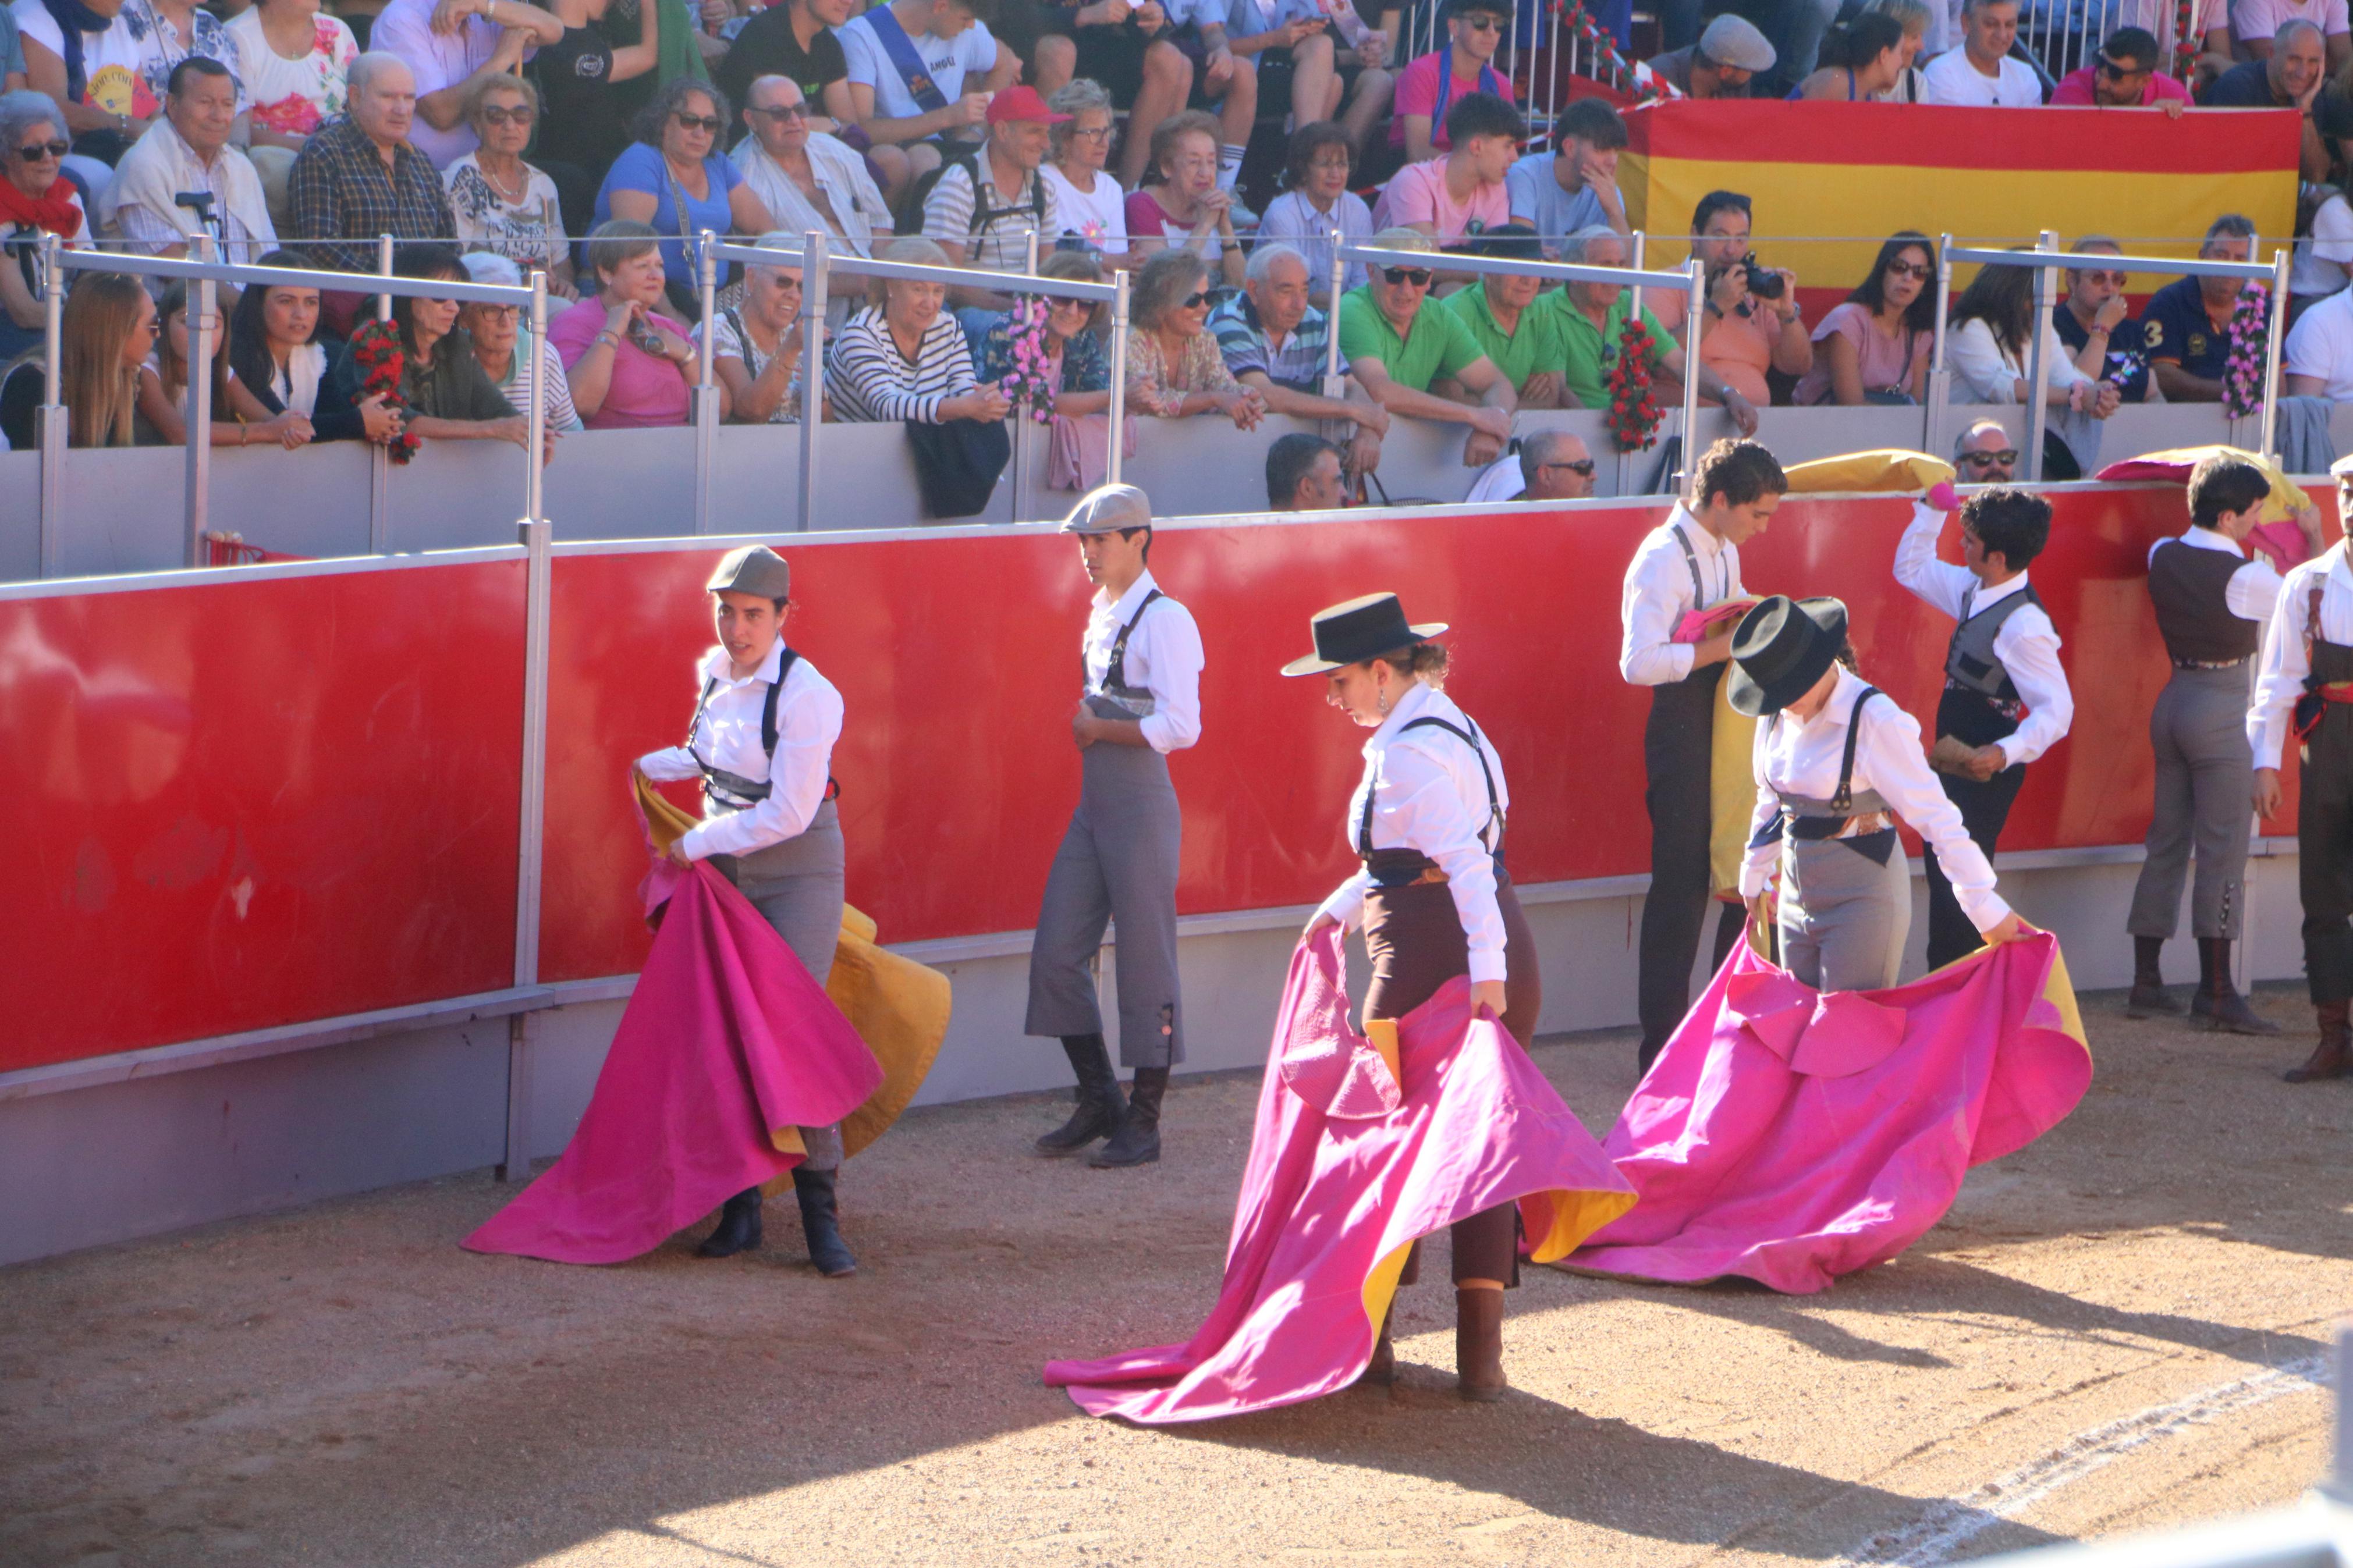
[594,329,620,348]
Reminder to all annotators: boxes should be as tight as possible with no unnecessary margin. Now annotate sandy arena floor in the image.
[3,984,2350,1568]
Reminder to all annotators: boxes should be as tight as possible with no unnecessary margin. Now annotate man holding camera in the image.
[1652,190,1809,414]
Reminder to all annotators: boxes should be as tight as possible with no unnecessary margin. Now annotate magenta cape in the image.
[462,860,885,1265]
[1043,929,1637,1424]
[1568,930,2091,1295]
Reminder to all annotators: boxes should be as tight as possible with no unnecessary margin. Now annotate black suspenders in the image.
[1355,712,1506,859]
[1090,588,1165,699]
[1828,685,1880,813]
[1671,520,1717,606]
[686,648,839,808]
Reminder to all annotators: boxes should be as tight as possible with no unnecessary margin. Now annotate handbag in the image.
[906,416,1011,518]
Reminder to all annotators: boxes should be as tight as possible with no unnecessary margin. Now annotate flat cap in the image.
[1059,483,1155,534]
[707,545,791,599]
[1699,13,1776,72]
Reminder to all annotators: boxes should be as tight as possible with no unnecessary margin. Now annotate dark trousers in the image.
[2300,706,2353,1002]
[1639,669,1745,1054]
[1923,764,2028,971]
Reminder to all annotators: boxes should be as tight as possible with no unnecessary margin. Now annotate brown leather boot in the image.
[1357,1303,1396,1388]
[2286,1001,2353,1082]
[2125,936,2181,1018]
[2189,938,2280,1035]
[1455,1285,1506,1403]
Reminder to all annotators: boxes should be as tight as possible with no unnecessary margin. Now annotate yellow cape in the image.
[1711,674,1757,900]
[1780,450,1957,495]
[2117,445,2312,522]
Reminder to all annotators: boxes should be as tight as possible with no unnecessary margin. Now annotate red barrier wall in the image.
[2,559,527,1073]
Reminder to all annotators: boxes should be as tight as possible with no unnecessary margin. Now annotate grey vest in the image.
[1945,583,2043,703]
[1772,685,1890,836]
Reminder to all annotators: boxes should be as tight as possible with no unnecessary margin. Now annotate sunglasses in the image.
[1180,290,1210,309]
[1456,14,1504,31]
[671,112,723,133]
[2095,56,2143,77]
[748,102,809,121]
[1383,266,1434,287]
[1961,448,2020,466]
[479,104,535,125]
[1884,259,1932,280]
[1541,458,1597,476]
[470,302,522,321]
[12,139,68,162]
[2076,269,2126,287]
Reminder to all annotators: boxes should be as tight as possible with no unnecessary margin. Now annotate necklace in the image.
[477,157,530,204]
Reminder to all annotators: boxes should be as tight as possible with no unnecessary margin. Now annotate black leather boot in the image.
[695,1186,763,1257]
[2125,936,2181,1018]
[1035,1033,1126,1157]
[2189,938,2279,1034]
[1089,1066,1167,1168]
[791,1165,857,1277]
[2287,1001,2353,1082]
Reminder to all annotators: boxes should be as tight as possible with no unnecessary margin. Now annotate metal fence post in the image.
[1322,226,1346,398]
[693,229,719,535]
[370,233,393,554]
[1107,268,1131,486]
[2259,244,2291,464]
[36,232,63,578]
[1012,227,1039,524]
[2022,232,2057,483]
[183,232,217,568]
[1674,258,1703,495]
[1926,232,1954,459]
[797,230,828,531]
[504,267,555,1181]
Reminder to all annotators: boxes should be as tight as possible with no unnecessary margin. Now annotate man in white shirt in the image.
[100,58,278,264]
[1894,482,2072,969]
[1026,484,1206,1169]
[367,0,561,168]
[1922,0,2044,105]
[839,0,1016,190]
[732,74,894,261]
[1618,436,1785,1070]
[2285,285,2353,402]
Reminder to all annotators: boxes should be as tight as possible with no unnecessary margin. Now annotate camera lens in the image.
[1744,259,1784,300]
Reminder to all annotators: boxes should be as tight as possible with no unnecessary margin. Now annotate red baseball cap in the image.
[987,85,1072,125]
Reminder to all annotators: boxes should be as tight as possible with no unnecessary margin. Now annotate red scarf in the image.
[0,176,82,240]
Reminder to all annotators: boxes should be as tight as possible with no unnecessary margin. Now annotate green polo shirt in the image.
[1336,285,1484,393]
[1440,283,1572,393]
[1541,289,1673,410]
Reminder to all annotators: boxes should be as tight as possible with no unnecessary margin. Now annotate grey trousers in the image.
[1025,730,1184,1069]
[714,799,847,1171]
[1779,833,1911,994]
[2127,665,2255,942]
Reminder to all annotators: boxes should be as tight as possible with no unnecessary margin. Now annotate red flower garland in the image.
[347,318,421,465]
[1605,311,1662,451]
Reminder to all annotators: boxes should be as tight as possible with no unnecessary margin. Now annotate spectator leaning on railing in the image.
[226,247,398,442]
[1256,120,1372,301]
[1264,429,1344,510]
[555,218,699,426]
[1649,189,1809,413]
[827,234,1009,422]
[1436,223,1568,408]
[1336,226,1516,467]
[1543,225,1760,436]
[1644,13,1773,99]
[2054,236,2150,404]
[443,73,575,297]
[2049,26,2190,111]
[0,90,88,364]
[1921,0,2042,106]
[1503,96,1627,260]
[1389,0,1514,166]
[1209,239,1386,470]
[287,52,457,277]
[2142,213,2257,403]
[1371,89,1517,247]
[0,271,153,451]
[1124,245,1264,427]
[1463,424,1596,502]
[101,58,278,264]
[978,247,1112,413]
[140,278,320,447]
[2200,19,2346,184]
[1790,230,1935,406]
[457,250,587,431]
[701,230,808,424]
[326,241,541,453]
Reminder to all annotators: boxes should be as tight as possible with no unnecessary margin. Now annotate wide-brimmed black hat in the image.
[1280,592,1449,677]
[1727,595,1848,716]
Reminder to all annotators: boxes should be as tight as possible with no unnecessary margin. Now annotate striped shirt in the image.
[1207,293,1330,394]
[826,306,977,423]
[920,158,1059,273]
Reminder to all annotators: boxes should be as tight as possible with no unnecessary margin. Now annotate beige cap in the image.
[707,545,792,599]
[1059,483,1154,534]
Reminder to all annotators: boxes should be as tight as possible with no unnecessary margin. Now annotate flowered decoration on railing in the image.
[2221,282,2270,423]
[1549,0,1682,104]
[1606,313,1662,451]
[998,294,1058,425]
[347,318,421,464]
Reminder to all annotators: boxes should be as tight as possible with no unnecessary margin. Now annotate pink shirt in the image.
[1388,48,1516,150]
[1370,158,1510,244]
[549,297,691,430]
[2049,65,2192,104]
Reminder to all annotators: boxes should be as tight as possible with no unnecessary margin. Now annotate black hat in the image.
[1726,595,1848,717]
[1444,0,1513,19]
[1280,592,1448,677]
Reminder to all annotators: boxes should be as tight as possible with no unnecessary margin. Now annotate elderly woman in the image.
[0,271,154,450]
[324,244,531,451]
[0,90,89,364]
[826,236,1010,425]
[1124,111,1242,290]
[978,248,1112,416]
[1039,77,1127,262]
[227,248,396,443]
[553,218,700,429]
[1124,248,1263,428]
[458,251,584,432]
[594,77,777,314]
[445,75,576,300]
[711,232,807,426]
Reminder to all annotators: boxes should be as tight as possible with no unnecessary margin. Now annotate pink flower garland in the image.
[998,295,1058,425]
[2220,282,2270,422]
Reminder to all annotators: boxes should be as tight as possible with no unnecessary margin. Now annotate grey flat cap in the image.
[1059,483,1155,534]
[1699,13,1776,72]
[707,545,791,599]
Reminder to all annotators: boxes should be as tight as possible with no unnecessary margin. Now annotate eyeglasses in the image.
[1382,266,1433,287]
[479,104,535,125]
[748,102,809,121]
[1541,459,1597,476]
[1960,448,2019,466]
[1457,15,1504,31]
[12,140,68,162]
[671,112,723,133]
[1308,155,1351,171]
[471,303,521,321]
[1180,290,1210,309]
[2076,269,2125,287]
[1067,122,1113,140]
[2095,56,2142,77]
[1884,260,1932,280]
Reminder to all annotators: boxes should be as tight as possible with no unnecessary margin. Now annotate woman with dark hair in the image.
[228,249,396,443]
[324,243,529,450]
[594,76,778,313]
[1794,12,1907,99]
[1948,251,2119,474]
[1256,119,1374,303]
[1123,246,1261,426]
[1791,230,1936,406]
[140,279,317,447]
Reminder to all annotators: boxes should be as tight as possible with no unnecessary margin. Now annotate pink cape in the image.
[1042,928,1638,1424]
[462,859,885,1265]
[1568,931,2091,1295]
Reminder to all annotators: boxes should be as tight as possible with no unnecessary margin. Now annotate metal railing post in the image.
[693,229,718,535]
[2022,230,2057,483]
[526,268,547,537]
[2260,244,2291,463]
[1107,268,1131,486]
[1322,227,1346,396]
[1629,228,1645,325]
[505,297,554,1181]
[1012,227,1040,523]
[370,233,393,554]
[1926,232,1953,459]
[797,230,828,531]
[36,232,63,578]
[183,232,218,568]
[1676,258,1703,495]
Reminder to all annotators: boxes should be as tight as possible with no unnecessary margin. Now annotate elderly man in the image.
[733,75,893,262]
[2238,0,2352,72]
[2050,25,2191,110]
[1265,431,1347,510]
[1923,0,2043,105]
[2142,214,2258,403]
[2202,19,2348,182]
[1465,426,1595,502]
[1209,242,1387,474]
[1954,419,2018,483]
[2054,236,2150,403]
[1335,226,1517,467]
[1542,225,1759,436]
[288,52,457,276]
[1503,95,1628,258]
[1645,13,1774,99]
[370,0,563,168]
[100,59,278,264]
[922,84,1065,306]
[1438,225,1570,407]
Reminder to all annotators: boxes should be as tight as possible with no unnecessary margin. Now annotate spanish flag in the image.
[1621,101,2299,319]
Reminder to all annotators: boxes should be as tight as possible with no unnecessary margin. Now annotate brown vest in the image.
[2146,536,2262,664]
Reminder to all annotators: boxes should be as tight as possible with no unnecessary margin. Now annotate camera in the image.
[1741,258,1784,301]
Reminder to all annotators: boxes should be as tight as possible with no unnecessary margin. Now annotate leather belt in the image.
[2173,656,2251,670]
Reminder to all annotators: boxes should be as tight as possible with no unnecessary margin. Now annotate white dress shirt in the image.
[1947,316,2090,405]
[2250,541,2353,769]
[2148,525,2287,624]
[1620,505,1745,687]
[1738,665,2011,934]
[1894,500,2074,766]
[636,639,846,861]
[1086,570,1204,754]
[1314,681,1513,983]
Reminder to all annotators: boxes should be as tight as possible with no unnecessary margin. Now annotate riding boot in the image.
[1358,1300,1397,1388]
[1088,1066,1167,1168]
[1454,1284,1506,1402]
[695,1186,763,1258]
[1035,1033,1126,1156]
[2188,937,2279,1034]
[2125,935,2181,1018]
[790,1165,857,1277]
[2286,1000,2353,1082]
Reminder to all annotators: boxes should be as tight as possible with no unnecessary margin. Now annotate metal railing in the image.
[1929,233,2287,481]
[33,233,551,575]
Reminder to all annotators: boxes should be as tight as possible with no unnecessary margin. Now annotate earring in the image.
[1376,687,1392,717]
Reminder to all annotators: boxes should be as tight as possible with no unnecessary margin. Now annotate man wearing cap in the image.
[922,83,1067,308]
[634,546,862,1275]
[1619,436,1786,1071]
[1646,15,1774,98]
[1389,0,1520,165]
[1027,483,1206,1168]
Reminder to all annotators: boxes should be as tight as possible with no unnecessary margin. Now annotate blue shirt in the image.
[2139,275,2234,383]
[2052,300,2150,404]
[594,143,746,291]
[1503,151,1606,259]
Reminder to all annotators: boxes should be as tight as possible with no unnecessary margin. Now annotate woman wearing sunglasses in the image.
[0,90,89,365]
[1791,230,1937,407]
[445,75,576,300]
[595,77,778,316]
[1123,247,1264,428]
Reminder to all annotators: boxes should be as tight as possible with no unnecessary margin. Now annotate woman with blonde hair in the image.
[0,271,154,450]
[978,247,1113,416]
[1124,247,1262,428]
[826,236,1009,425]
